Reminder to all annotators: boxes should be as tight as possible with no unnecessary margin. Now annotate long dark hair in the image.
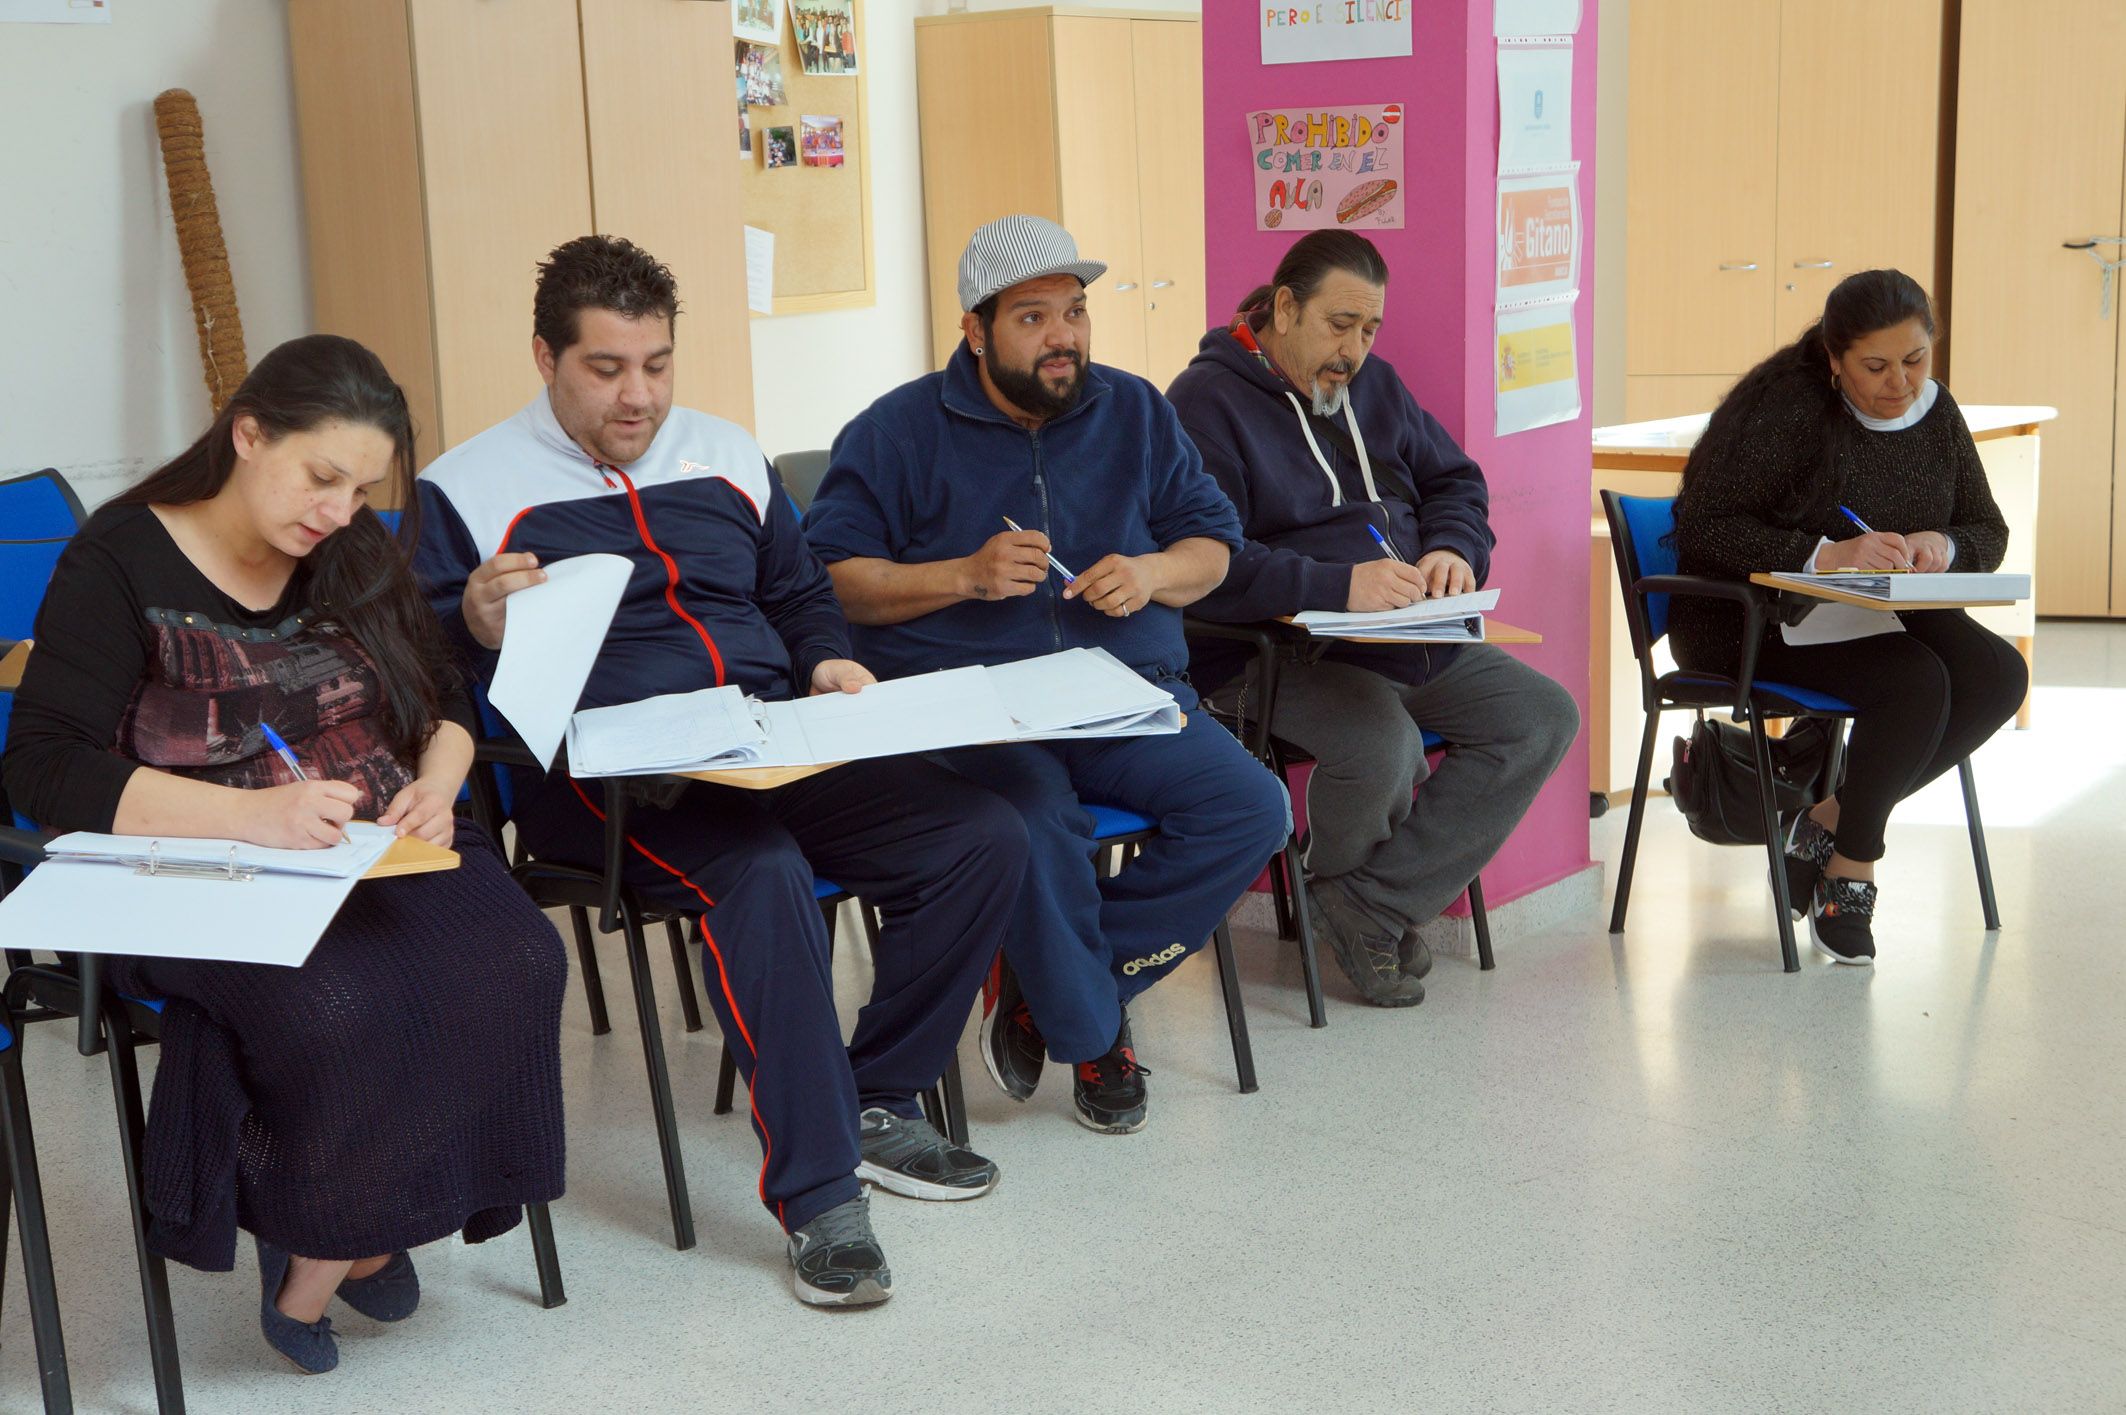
[115,334,455,760]
[1679,268,1937,526]
[1237,230,1390,328]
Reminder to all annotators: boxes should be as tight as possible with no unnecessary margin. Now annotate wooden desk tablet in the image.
[1278,618,1543,646]
[366,834,461,878]
[1747,574,2018,613]
[0,639,30,691]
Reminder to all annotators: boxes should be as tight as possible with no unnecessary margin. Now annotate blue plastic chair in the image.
[1600,491,2000,971]
[0,471,85,646]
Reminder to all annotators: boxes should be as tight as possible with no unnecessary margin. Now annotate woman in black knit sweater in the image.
[2,337,567,1375]
[1671,270,2025,965]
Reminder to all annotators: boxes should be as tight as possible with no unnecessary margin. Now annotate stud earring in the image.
[973,346,984,355]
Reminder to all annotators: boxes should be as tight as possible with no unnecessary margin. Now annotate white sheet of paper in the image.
[758,667,1019,765]
[567,686,764,775]
[744,226,775,314]
[42,821,397,879]
[488,553,633,769]
[985,648,1174,733]
[1295,589,1500,634]
[1781,604,1907,646]
[1497,40,1574,174]
[0,857,368,967]
[1494,0,1580,37]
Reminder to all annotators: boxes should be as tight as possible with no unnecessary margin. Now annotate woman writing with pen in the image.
[1,336,567,1375]
[1670,269,2025,965]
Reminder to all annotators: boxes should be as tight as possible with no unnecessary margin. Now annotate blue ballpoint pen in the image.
[1367,523,1407,564]
[1837,504,1913,570]
[1001,516,1078,583]
[259,723,310,782]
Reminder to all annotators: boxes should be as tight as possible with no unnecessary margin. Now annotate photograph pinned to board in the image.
[1496,165,1580,306]
[1495,297,1580,436]
[762,125,798,170]
[1248,104,1404,232]
[792,0,858,76]
[1260,0,1409,65]
[737,40,787,108]
[801,115,845,168]
[1497,38,1573,173]
[736,72,751,157]
[732,0,783,47]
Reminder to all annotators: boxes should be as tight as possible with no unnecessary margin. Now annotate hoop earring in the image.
[1830,371,1841,391]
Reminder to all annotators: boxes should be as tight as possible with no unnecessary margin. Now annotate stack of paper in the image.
[1293,589,1501,641]
[566,650,1181,778]
[486,553,635,768]
[1761,572,2030,603]
[41,822,398,878]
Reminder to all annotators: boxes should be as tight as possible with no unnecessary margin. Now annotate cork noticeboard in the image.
[739,0,874,315]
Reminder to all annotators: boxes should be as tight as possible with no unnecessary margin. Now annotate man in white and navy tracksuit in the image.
[414,235,1025,1310]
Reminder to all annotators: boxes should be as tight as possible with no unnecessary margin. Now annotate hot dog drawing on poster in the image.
[1248,104,1405,232]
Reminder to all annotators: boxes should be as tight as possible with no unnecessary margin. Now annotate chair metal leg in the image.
[1284,835,1326,1028]
[938,1052,970,1147]
[1748,716,1801,972]
[617,905,695,1251]
[1268,849,1296,942]
[1609,710,1662,934]
[526,1201,566,1310]
[1,1050,72,1411]
[568,907,611,1036]
[1469,875,1495,971]
[1958,758,2002,931]
[1210,923,1258,1095]
[712,1046,738,1116]
[101,1004,184,1413]
[919,1086,947,1132]
[663,918,704,1034]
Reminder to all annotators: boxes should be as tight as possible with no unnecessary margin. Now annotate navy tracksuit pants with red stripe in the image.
[515,757,1027,1235]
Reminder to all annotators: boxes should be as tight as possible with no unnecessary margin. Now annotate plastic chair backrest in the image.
[471,681,517,823]
[773,450,833,514]
[1603,492,1679,648]
[0,470,86,642]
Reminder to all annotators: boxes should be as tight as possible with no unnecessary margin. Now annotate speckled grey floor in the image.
[4,625,2123,1414]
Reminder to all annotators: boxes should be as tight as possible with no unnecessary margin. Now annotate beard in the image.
[985,344,1086,420]
[1309,357,1355,416]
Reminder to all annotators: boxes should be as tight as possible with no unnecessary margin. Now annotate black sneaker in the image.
[1072,1011,1150,1135]
[856,1108,1000,1201]
[1782,811,1835,920]
[1308,878,1425,1007]
[979,957,1045,1101]
[1809,875,1877,966]
[786,1195,892,1308]
[1398,930,1434,980]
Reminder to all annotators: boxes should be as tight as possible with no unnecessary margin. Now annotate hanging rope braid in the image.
[153,89,248,413]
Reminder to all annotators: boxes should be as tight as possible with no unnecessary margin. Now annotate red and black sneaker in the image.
[979,956,1046,1102]
[1072,1011,1150,1135]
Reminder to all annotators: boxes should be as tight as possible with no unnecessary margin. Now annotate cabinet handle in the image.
[1793,259,1834,269]
[1151,279,1174,289]
[1114,281,1139,292]
[1717,262,1759,272]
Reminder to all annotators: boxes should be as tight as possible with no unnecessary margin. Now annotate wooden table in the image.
[1276,618,1543,646]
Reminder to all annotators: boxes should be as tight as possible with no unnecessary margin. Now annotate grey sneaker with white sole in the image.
[787,1194,893,1307]
[856,1108,1000,1201]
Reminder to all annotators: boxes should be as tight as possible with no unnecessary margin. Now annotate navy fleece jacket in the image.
[1167,325,1496,693]
[804,344,1243,691]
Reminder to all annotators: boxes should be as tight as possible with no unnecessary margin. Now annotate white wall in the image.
[750,0,1201,458]
[0,1,311,507]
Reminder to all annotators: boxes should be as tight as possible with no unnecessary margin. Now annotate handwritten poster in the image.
[1495,299,1580,436]
[1496,165,1580,305]
[1494,0,1580,38]
[1261,2,1411,66]
[1248,104,1405,233]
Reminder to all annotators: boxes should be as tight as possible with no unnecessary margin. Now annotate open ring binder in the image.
[125,840,256,882]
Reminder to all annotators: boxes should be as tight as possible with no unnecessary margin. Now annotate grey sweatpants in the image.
[1220,645,1580,938]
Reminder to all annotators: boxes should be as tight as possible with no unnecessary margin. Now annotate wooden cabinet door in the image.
[1624,0,1779,377]
[1952,0,2126,616]
[408,0,594,452]
[1052,16,1149,379]
[580,0,755,430]
[1773,0,1943,343]
[1131,18,1206,392]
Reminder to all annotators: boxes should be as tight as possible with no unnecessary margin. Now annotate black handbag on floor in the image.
[1665,713,1838,846]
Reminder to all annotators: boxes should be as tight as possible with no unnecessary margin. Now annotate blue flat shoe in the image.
[257,1239,339,1374]
[336,1251,420,1322]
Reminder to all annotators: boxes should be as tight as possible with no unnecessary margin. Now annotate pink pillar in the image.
[1201,5,1598,907]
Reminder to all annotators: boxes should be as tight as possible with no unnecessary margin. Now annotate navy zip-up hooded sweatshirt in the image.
[804,343,1243,692]
[1168,324,1496,694]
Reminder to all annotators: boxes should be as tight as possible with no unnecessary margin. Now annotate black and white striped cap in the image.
[957,215,1108,312]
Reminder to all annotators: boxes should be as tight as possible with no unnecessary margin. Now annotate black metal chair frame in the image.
[1599,489,2000,974]
[0,980,69,1412]
[1188,618,1497,1006]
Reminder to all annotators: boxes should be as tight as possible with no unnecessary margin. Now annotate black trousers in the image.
[1750,610,2025,861]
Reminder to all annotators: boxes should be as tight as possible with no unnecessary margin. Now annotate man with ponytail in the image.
[1169,230,1580,1009]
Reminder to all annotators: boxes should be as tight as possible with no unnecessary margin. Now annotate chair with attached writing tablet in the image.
[1187,618,1497,1023]
[1600,491,2001,973]
[0,981,70,1412]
